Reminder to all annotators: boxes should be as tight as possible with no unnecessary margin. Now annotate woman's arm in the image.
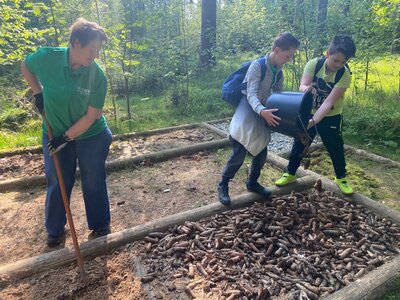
[21,61,42,94]
[64,106,103,139]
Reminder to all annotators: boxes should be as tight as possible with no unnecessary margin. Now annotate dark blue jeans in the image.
[287,114,346,178]
[42,128,112,237]
[220,136,268,186]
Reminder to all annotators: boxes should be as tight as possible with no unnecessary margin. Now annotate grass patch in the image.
[383,276,400,300]
[0,128,41,149]
[306,148,400,211]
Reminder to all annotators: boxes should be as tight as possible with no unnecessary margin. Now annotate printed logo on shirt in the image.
[77,87,91,96]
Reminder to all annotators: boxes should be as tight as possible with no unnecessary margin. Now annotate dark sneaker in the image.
[47,233,66,248]
[88,226,111,240]
[218,183,231,205]
[246,182,272,199]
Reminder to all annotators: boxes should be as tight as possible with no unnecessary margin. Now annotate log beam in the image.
[0,176,316,282]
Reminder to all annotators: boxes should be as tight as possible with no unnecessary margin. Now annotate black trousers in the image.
[287,114,347,178]
[220,136,268,185]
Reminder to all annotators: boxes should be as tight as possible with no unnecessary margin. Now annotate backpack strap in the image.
[314,57,346,85]
[257,56,283,86]
[345,63,352,75]
[314,57,326,77]
[275,69,283,85]
[334,67,346,84]
[256,57,267,81]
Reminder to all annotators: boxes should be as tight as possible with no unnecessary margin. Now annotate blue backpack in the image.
[221,57,282,107]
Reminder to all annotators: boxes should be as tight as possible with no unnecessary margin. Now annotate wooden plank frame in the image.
[1,120,400,298]
[0,177,316,282]
[0,138,230,192]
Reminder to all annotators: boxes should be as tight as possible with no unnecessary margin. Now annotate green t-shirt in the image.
[269,63,278,84]
[304,57,351,116]
[25,47,108,139]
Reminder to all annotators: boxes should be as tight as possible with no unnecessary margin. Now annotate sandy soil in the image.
[0,127,220,181]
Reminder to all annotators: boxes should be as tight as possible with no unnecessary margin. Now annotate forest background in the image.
[0,0,399,161]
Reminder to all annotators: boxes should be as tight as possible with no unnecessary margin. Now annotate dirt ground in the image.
[0,143,282,299]
[1,125,400,299]
[0,127,220,181]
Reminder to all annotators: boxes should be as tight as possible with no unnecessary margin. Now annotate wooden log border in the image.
[0,123,198,158]
[0,176,316,283]
[202,120,400,168]
[343,144,400,168]
[0,119,230,158]
[267,152,400,299]
[267,152,400,224]
[1,123,400,298]
[0,138,230,192]
[200,122,229,138]
[324,255,400,300]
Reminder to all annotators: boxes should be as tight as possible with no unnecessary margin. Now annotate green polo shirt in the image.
[304,58,351,116]
[25,47,107,139]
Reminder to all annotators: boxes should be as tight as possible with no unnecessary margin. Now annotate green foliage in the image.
[342,54,400,161]
[0,108,30,131]
[383,276,400,299]
[0,0,36,64]
[0,0,399,162]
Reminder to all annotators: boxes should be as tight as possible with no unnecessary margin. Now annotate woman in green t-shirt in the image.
[21,18,112,247]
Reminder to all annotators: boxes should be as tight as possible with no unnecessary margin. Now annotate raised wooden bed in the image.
[0,176,315,282]
[0,134,229,192]
[1,120,400,298]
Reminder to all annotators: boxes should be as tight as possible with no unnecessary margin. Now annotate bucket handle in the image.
[297,115,319,158]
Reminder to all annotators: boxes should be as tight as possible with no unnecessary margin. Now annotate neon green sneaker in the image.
[275,173,297,187]
[335,177,354,195]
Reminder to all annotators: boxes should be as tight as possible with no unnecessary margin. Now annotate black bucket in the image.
[264,92,313,138]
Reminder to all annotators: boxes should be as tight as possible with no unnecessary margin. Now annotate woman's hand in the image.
[47,133,73,155]
[261,108,281,127]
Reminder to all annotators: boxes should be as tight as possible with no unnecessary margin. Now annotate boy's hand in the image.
[307,118,316,129]
[305,85,317,96]
[261,108,281,127]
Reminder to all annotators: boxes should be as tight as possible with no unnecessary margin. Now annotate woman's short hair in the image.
[69,18,108,48]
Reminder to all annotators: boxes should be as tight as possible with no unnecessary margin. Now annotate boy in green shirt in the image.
[275,35,356,195]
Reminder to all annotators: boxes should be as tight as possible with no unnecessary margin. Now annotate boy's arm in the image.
[299,74,316,94]
[309,87,346,127]
[246,62,281,127]
[246,62,267,114]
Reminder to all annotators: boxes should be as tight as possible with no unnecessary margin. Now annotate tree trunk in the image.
[343,0,350,17]
[48,0,59,47]
[94,0,118,128]
[392,9,400,53]
[364,57,369,92]
[200,0,216,69]
[313,0,328,57]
